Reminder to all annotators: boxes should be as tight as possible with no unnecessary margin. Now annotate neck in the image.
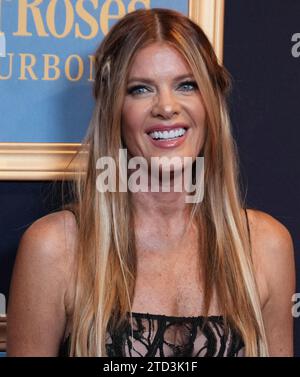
[127,165,195,220]
[130,190,199,253]
[131,190,191,220]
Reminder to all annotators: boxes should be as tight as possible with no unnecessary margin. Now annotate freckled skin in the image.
[6,41,294,357]
[121,42,206,164]
[120,42,208,315]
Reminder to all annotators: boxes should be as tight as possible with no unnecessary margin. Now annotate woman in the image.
[6,8,295,357]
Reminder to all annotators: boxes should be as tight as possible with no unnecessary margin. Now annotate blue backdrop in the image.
[0,0,188,142]
[0,0,299,357]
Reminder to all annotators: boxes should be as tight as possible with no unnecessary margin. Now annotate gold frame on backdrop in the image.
[0,0,225,180]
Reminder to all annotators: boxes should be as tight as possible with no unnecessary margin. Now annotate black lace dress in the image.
[58,311,245,357]
[58,208,249,357]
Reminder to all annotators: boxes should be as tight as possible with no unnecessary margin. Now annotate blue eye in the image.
[127,81,198,96]
[127,85,149,95]
[179,81,198,91]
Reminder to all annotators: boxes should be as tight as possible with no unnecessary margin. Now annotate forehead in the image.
[127,43,193,78]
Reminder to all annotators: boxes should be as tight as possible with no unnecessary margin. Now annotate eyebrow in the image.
[127,74,195,85]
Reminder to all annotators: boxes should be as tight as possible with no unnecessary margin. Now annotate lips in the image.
[145,123,189,134]
[145,125,189,149]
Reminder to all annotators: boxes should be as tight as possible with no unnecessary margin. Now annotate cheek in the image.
[187,100,206,131]
[190,102,207,152]
[121,103,135,140]
[121,100,149,138]
[121,103,143,153]
[121,119,138,148]
[194,100,206,123]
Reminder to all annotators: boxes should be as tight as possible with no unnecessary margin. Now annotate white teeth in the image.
[169,130,175,138]
[149,127,187,140]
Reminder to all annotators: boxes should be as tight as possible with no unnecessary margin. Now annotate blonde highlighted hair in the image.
[64,8,268,356]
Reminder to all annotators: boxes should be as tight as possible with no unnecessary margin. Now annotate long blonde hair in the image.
[64,8,268,356]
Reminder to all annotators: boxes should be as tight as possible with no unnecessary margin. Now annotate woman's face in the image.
[121,42,206,165]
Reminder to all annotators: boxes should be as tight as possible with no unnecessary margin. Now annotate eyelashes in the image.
[127,85,148,95]
[127,80,199,96]
[180,80,199,91]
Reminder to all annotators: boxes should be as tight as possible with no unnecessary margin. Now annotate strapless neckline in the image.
[59,311,244,357]
[126,311,223,321]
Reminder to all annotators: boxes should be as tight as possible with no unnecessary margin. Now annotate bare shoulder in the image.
[6,209,78,355]
[245,208,295,301]
[26,208,76,248]
[18,209,78,303]
[23,209,78,248]
[245,208,294,262]
[244,209,295,356]
[15,210,77,278]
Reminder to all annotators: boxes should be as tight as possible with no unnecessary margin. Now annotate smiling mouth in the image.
[147,127,188,141]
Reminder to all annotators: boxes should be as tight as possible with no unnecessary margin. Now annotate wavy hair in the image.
[64,8,269,356]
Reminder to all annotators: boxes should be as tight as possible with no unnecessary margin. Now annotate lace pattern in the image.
[58,208,250,357]
[59,312,245,357]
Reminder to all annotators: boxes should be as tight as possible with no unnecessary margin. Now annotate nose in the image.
[151,89,181,119]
